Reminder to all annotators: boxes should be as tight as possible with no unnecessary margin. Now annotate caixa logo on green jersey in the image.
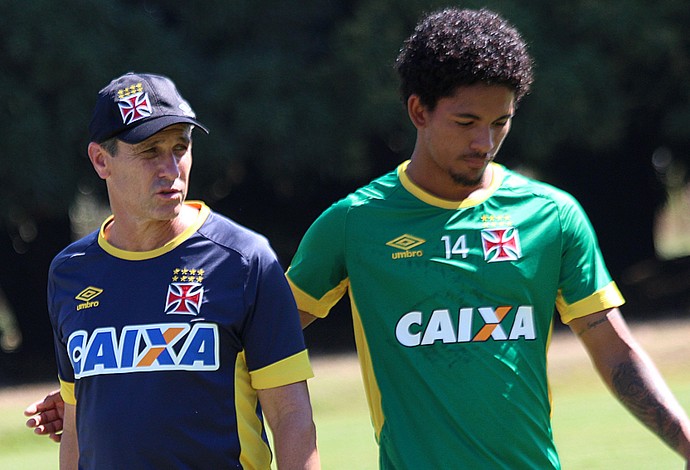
[395,305,535,347]
[67,322,219,378]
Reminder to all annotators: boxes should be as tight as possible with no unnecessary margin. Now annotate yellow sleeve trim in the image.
[250,349,314,390]
[286,275,349,319]
[557,281,625,324]
[60,379,76,405]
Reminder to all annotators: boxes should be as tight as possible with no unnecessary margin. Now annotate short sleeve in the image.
[286,199,351,318]
[555,194,624,323]
[47,269,77,404]
[240,240,313,387]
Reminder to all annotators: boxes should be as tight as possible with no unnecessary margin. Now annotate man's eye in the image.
[139,148,159,158]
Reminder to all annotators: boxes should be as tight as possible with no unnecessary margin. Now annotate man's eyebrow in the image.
[452,112,480,119]
[451,112,514,120]
[131,140,158,152]
[132,135,191,151]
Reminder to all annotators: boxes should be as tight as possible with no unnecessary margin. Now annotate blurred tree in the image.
[505,0,690,288]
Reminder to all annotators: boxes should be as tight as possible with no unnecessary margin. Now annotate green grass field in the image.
[2,319,688,469]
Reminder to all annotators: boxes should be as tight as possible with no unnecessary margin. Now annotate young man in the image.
[286,8,690,469]
[37,72,319,469]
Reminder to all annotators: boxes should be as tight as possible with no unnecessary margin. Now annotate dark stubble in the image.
[449,153,492,187]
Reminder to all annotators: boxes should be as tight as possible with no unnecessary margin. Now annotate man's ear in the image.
[407,94,429,129]
[87,142,111,180]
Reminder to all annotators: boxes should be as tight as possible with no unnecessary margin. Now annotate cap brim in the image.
[117,116,209,144]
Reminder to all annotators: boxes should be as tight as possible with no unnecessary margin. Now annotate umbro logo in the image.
[75,286,103,311]
[386,234,425,260]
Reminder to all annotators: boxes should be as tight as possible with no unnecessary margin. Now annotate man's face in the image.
[414,84,515,191]
[103,124,193,224]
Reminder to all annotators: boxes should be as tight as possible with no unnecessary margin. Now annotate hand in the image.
[24,389,64,443]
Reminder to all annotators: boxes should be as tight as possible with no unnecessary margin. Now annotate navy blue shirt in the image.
[49,202,313,469]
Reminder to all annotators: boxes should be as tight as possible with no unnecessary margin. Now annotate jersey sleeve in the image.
[285,199,351,318]
[47,262,77,405]
[241,239,314,389]
[554,193,625,323]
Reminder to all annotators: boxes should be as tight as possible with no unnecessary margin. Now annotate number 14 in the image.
[441,235,469,259]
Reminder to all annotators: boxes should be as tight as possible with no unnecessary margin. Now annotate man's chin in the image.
[450,172,484,187]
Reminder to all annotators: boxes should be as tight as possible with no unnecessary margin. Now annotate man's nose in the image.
[469,126,494,153]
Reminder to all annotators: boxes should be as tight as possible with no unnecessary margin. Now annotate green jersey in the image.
[287,161,624,469]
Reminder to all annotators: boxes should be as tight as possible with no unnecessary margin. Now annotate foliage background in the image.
[1,0,690,382]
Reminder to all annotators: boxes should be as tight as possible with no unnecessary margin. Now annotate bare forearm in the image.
[607,354,690,457]
[571,309,690,462]
[258,382,320,469]
[60,434,78,470]
[60,404,78,470]
[271,413,320,469]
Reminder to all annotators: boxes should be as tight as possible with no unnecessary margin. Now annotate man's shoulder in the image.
[500,165,581,207]
[198,210,273,258]
[49,230,100,271]
[307,167,404,232]
[331,165,405,210]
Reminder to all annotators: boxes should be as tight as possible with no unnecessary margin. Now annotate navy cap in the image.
[89,72,209,144]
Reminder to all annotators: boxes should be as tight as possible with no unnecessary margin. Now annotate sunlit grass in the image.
[0,384,60,469]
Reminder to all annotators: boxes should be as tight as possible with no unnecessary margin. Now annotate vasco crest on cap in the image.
[116,83,153,125]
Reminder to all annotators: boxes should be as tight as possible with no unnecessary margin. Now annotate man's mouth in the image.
[463,154,490,167]
[156,187,183,198]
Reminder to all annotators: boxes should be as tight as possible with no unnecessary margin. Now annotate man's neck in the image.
[104,203,199,252]
[405,159,494,202]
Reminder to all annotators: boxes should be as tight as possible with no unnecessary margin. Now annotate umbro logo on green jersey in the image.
[75,286,104,311]
[387,234,425,260]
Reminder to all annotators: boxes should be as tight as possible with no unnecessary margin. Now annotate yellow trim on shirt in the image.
[348,294,385,442]
[286,276,385,436]
[250,349,314,390]
[235,352,272,468]
[398,160,505,209]
[286,275,349,319]
[556,281,625,324]
[60,379,76,405]
[97,201,210,260]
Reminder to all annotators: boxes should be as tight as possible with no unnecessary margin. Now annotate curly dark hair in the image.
[395,8,534,109]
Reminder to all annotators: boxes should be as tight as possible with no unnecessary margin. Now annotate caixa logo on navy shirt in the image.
[67,323,219,378]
